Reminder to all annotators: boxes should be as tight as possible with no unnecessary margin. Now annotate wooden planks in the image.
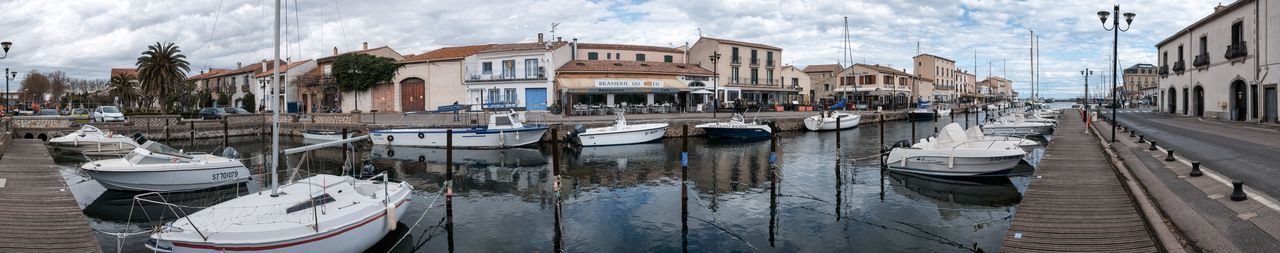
[1001,111,1158,253]
[0,139,102,253]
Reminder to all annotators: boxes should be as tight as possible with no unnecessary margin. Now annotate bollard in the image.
[1139,135,1145,143]
[1149,140,1158,151]
[1165,149,1176,161]
[1189,161,1203,177]
[1129,129,1136,137]
[1230,180,1248,201]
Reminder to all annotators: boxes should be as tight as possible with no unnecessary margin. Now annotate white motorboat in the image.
[370,110,549,148]
[695,113,772,139]
[80,141,250,192]
[47,125,140,156]
[303,129,361,142]
[936,108,953,117]
[982,116,1055,136]
[885,124,1027,177]
[147,7,413,251]
[964,125,1039,151]
[569,112,668,146]
[1015,113,1058,124]
[803,111,860,131]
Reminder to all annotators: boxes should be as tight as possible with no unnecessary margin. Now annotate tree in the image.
[47,70,69,105]
[331,54,399,112]
[136,42,190,113]
[20,70,50,105]
[242,92,257,113]
[107,73,139,109]
[216,92,230,107]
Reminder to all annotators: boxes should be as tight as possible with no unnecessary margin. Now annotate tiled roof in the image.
[577,43,684,54]
[914,53,954,63]
[802,64,842,73]
[854,63,911,76]
[702,37,782,51]
[480,42,569,53]
[254,60,313,78]
[187,69,229,80]
[316,46,398,63]
[557,60,714,76]
[110,68,137,78]
[401,44,495,63]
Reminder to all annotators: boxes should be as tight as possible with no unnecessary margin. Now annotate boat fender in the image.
[387,135,394,142]
[387,149,395,157]
[948,153,955,169]
[418,132,425,139]
[386,202,397,231]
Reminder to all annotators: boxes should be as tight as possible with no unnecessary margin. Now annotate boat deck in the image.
[0,139,102,253]
[1001,110,1158,252]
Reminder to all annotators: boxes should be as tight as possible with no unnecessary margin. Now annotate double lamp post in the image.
[1097,5,1135,142]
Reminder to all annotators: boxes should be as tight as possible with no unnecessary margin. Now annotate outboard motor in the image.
[221,147,241,159]
[361,160,376,177]
[132,133,148,145]
[891,139,913,149]
[566,124,587,145]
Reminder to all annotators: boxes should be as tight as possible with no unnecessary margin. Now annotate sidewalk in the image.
[1096,117,1280,252]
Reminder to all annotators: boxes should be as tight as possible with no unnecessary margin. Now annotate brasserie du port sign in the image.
[595,80,663,88]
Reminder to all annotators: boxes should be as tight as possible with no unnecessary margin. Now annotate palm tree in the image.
[136,42,190,113]
[107,73,138,109]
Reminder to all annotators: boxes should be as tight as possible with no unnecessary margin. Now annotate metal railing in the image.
[1224,41,1247,59]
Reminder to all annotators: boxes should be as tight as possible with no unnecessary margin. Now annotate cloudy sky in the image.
[0,0,1230,98]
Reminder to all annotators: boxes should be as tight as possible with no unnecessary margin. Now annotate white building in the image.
[254,59,316,112]
[462,36,570,111]
[1156,0,1278,122]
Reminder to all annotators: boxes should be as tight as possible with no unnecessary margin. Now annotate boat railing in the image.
[132,192,209,240]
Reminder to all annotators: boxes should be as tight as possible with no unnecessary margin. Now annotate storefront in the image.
[555,60,714,115]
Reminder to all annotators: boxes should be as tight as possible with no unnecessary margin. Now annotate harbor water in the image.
[57,109,1046,252]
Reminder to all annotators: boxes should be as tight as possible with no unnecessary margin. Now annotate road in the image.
[1113,109,1280,198]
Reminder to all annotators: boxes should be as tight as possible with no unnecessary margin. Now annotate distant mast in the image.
[270,0,282,197]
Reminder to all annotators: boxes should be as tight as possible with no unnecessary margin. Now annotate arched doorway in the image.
[1167,87,1177,113]
[400,78,426,112]
[1193,85,1205,117]
[1182,88,1189,115]
[1231,80,1247,121]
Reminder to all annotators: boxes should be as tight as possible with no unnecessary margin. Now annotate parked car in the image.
[68,108,91,121]
[199,107,229,119]
[93,106,127,122]
[36,109,61,116]
[220,107,250,115]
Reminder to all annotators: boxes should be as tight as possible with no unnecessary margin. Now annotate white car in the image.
[93,106,126,122]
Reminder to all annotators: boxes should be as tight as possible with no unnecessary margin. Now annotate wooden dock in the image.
[1001,110,1158,252]
[0,139,102,253]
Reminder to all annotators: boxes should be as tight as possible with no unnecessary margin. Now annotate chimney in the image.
[556,37,562,42]
[237,62,242,69]
[1213,2,1227,12]
[537,33,544,44]
[333,47,339,56]
[362,42,368,50]
[261,61,267,72]
[571,38,578,60]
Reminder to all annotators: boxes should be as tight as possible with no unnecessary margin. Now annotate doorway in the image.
[1167,88,1177,113]
[400,78,426,112]
[1193,85,1205,117]
[1232,80,1247,121]
[1266,87,1277,123]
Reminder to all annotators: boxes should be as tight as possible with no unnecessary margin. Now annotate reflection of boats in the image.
[81,141,250,192]
[803,111,860,131]
[568,112,667,146]
[371,111,548,148]
[696,113,771,139]
[47,125,140,156]
[886,123,1026,177]
[83,186,247,223]
[303,129,362,141]
[371,145,546,166]
[889,172,1022,207]
[982,117,1054,136]
[570,142,666,169]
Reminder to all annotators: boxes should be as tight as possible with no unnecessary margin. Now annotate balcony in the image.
[750,58,759,66]
[1172,60,1186,74]
[466,68,547,82]
[1225,42,1248,60]
[730,56,741,65]
[241,84,251,93]
[1158,65,1170,77]
[1192,53,1210,68]
[766,60,775,68]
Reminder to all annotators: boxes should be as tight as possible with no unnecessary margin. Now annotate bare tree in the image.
[20,70,50,105]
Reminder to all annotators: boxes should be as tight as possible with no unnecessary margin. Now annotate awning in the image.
[565,87,682,94]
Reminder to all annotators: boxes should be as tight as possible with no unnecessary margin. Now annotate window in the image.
[730,67,740,83]
[791,78,799,88]
[636,54,646,61]
[525,59,540,78]
[750,68,759,84]
[731,47,740,63]
[606,53,612,60]
[501,60,515,79]
[504,88,517,104]
[1162,52,1168,65]
[1177,45,1183,61]
[766,70,774,84]
[588,52,599,60]
[766,52,774,66]
[884,76,892,85]
[1231,21,1243,44]
[482,62,493,74]
[487,89,500,104]
[664,55,673,63]
[750,50,758,65]
[1199,36,1208,55]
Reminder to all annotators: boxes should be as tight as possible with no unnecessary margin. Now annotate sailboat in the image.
[803,99,860,131]
[145,2,412,251]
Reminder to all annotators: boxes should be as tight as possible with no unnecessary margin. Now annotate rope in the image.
[385,180,451,252]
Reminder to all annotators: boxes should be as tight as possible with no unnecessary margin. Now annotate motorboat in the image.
[695,113,772,139]
[80,141,251,192]
[907,100,936,121]
[568,112,668,146]
[370,110,549,148]
[885,123,1027,177]
[303,129,361,142]
[982,116,1055,136]
[47,125,140,156]
[1015,113,1058,124]
[964,125,1039,151]
[803,111,860,131]
[146,9,413,251]
[936,108,952,117]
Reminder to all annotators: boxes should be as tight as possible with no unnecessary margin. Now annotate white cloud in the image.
[0,0,1230,98]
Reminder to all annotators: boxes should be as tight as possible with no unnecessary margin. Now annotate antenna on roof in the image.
[697,28,703,37]
[550,23,560,40]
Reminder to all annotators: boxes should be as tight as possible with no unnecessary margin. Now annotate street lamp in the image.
[1081,69,1092,110]
[709,51,721,118]
[259,78,271,112]
[1098,5,1134,143]
[4,68,15,114]
[1,41,12,59]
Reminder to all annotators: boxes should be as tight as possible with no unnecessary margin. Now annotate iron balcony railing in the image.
[1193,53,1210,68]
[1172,60,1186,74]
[466,68,547,82]
[1158,65,1170,77]
[1225,41,1248,60]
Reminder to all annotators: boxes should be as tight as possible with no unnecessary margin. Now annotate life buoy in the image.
[418,155,426,162]
[387,135,395,142]
[418,132,425,139]
[387,149,395,157]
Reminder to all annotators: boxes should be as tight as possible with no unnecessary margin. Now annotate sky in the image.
[0,0,1232,98]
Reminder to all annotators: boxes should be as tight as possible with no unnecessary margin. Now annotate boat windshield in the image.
[141,142,186,157]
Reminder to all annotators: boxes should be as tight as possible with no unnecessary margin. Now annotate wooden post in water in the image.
[551,127,563,252]
[189,121,195,148]
[341,128,349,174]
[680,124,689,253]
[835,115,842,152]
[445,128,455,253]
[164,118,171,141]
[878,112,886,200]
[768,130,778,247]
[223,119,229,148]
[932,109,938,134]
[909,110,916,143]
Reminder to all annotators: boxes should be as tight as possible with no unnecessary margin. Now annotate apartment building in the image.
[687,37,792,108]
[825,63,914,110]
[1155,0,1277,122]
[1123,63,1158,104]
[253,59,316,112]
[913,54,957,103]
[462,37,570,111]
[803,63,843,105]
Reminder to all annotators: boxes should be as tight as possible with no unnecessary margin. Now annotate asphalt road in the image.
[1113,110,1280,198]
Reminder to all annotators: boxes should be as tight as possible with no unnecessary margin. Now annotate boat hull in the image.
[83,165,250,192]
[699,126,771,139]
[982,125,1054,136]
[907,111,936,121]
[370,126,548,148]
[885,149,1025,177]
[576,124,667,146]
[48,141,138,156]
[803,115,860,131]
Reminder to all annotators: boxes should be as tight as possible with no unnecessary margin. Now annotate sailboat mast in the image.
[270,0,282,197]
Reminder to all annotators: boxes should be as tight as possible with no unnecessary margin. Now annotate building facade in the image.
[826,63,914,110]
[554,60,714,114]
[913,54,957,103]
[1155,0,1277,122]
[254,60,316,112]
[803,63,842,105]
[308,43,404,113]
[462,39,570,111]
[394,44,493,112]
[687,37,792,109]
[778,65,811,105]
[1123,63,1158,104]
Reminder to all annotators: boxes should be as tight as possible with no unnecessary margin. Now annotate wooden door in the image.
[400,78,426,112]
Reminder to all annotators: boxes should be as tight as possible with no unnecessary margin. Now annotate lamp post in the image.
[1098,5,1134,143]
[259,78,271,112]
[1,41,12,59]
[5,68,15,114]
[709,52,721,118]
[1082,69,1093,110]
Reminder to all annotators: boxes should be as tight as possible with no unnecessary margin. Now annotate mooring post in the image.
[910,110,916,144]
[445,128,455,253]
[1230,180,1248,201]
[164,118,171,141]
[1165,149,1176,161]
[932,108,938,134]
[768,130,778,248]
[835,116,842,152]
[551,126,563,252]
[1149,140,1158,151]
[1190,161,1203,177]
[222,119,229,148]
[341,128,349,173]
[189,121,195,148]
[681,124,689,253]
[446,129,453,181]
